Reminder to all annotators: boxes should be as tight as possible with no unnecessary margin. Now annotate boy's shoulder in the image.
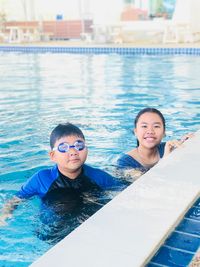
[83,164,106,175]
[27,165,58,185]
[16,165,59,199]
[82,164,124,189]
[32,165,56,177]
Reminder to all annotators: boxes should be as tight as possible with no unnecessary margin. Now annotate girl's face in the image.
[49,135,88,176]
[134,112,165,149]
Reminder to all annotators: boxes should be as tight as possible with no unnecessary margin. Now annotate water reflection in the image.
[0,52,200,265]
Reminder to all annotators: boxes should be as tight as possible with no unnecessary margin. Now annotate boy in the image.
[0,122,126,226]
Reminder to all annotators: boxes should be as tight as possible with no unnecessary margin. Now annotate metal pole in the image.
[79,0,85,34]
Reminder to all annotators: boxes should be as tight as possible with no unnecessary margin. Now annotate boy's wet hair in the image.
[50,122,85,149]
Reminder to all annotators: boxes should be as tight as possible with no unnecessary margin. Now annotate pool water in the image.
[0,52,200,266]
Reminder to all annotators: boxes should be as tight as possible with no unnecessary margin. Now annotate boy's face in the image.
[49,135,88,178]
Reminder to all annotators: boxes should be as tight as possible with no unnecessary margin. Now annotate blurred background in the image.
[0,0,178,43]
[0,0,176,22]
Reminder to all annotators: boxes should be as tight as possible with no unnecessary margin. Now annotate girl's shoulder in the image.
[117,151,143,169]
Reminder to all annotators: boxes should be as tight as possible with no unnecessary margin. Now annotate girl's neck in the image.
[136,146,160,167]
[137,146,158,157]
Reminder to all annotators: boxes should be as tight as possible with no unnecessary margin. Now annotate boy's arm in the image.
[0,169,50,226]
[0,196,22,226]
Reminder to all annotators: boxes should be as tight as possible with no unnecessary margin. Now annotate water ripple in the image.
[0,52,200,265]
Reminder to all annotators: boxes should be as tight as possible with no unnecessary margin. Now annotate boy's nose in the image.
[68,147,78,155]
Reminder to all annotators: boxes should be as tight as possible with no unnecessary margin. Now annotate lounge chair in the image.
[163,0,200,43]
[116,19,167,44]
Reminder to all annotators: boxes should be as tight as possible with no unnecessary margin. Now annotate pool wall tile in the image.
[149,246,194,267]
[164,232,200,253]
[193,198,200,207]
[0,45,200,55]
[30,131,200,267]
[176,219,200,236]
[185,206,200,221]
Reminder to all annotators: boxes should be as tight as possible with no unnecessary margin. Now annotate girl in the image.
[117,108,193,179]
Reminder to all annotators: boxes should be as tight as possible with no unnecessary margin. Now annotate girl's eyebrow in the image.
[139,122,162,124]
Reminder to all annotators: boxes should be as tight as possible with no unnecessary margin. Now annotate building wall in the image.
[5,19,93,40]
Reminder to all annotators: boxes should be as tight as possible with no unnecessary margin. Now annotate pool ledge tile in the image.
[30,130,200,267]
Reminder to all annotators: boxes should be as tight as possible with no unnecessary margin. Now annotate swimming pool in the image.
[0,49,200,266]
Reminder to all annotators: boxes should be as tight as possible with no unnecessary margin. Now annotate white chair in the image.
[163,0,200,43]
[117,19,167,43]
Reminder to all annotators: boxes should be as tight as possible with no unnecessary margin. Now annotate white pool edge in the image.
[30,130,200,267]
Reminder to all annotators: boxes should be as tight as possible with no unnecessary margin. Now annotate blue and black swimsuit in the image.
[16,164,125,200]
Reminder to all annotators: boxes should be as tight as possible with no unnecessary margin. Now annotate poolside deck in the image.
[1,39,200,49]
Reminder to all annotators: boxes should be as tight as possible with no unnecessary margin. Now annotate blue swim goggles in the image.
[53,140,85,153]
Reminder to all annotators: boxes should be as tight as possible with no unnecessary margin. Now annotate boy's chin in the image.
[68,163,83,171]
